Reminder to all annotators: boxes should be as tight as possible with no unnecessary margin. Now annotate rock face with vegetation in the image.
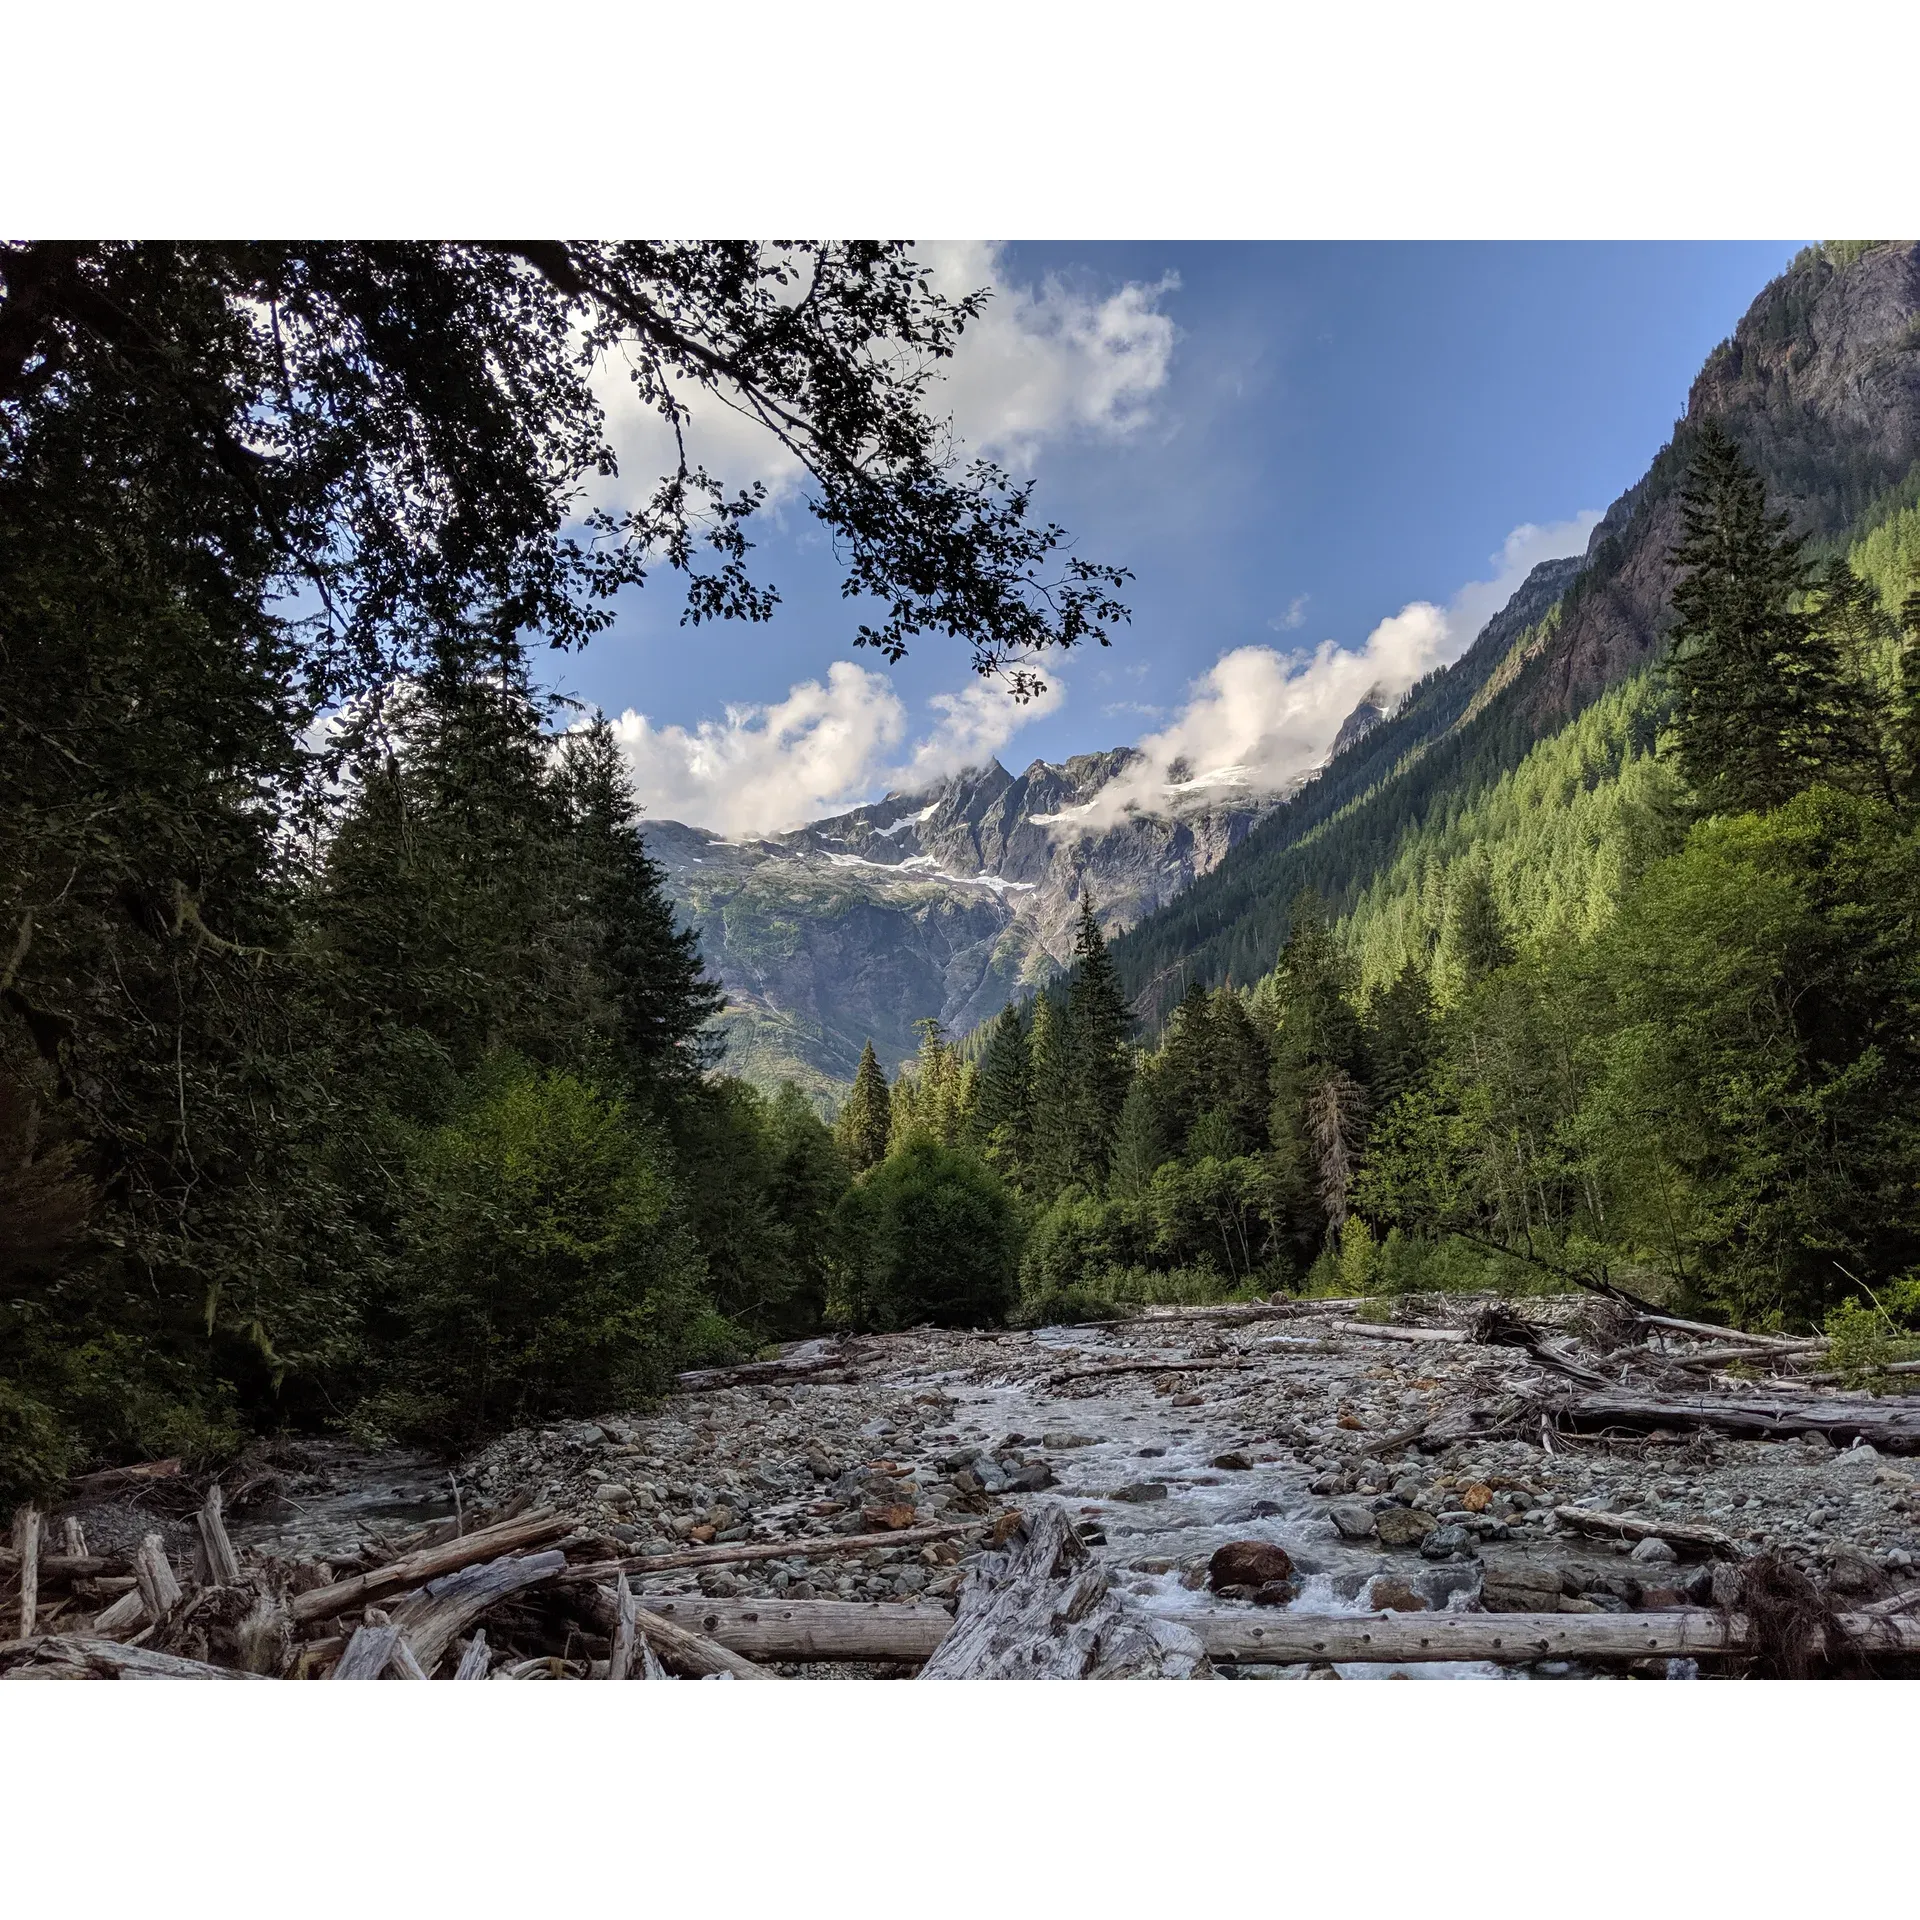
[650,751,1284,1099]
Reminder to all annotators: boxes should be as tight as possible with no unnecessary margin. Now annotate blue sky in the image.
[547,241,1801,835]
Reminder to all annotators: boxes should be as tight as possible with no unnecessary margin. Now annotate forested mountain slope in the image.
[1109,242,1920,1027]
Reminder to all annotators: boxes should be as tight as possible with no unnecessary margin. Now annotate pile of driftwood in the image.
[6,1485,1916,1678]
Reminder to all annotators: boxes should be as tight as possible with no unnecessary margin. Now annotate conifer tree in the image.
[836,1040,892,1174]
[1363,960,1436,1113]
[1204,988,1271,1156]
[1065,893,1135,1186]
[1108,1074,1166,1198]
[1896,589,1920,805]
[1442,860,1515,992]
[969,1002,1032,1179]
[1666,422,1870,812]
[1026,991,1073,1199]
[1156,980,1216,1150]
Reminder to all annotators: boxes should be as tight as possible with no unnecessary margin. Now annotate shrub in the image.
[830,1136,1020,1330]
[0,1381,74,1508]
[375,1059,709,1450]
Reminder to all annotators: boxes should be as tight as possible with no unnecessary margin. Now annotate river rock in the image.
[1368,1576,1428,1612]
[1329,1502,1377,1540]
[1375,1507,1436,1549]
[1110,1482,1168,1504]
[1213,1452,1252,1471]
[1629,1536,1677,1564]
[1420,1524,1472,1560]
[1208,1540,1295,1591]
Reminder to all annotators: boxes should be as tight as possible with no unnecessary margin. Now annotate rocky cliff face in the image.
[647,754,1283,1099]
[1536,241,1920,715]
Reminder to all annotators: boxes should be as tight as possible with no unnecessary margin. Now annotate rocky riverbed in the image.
[42,1293,1917,1678]
[161,1295,1911,1678]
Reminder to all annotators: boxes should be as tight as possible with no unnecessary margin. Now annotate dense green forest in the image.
[840,430,1920,1363]
[0,241,1130,1502]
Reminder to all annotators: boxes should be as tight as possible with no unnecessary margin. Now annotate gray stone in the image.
[1375,1506,1436,1549]
[1110,1482,1169,1504]
[1629,1536,1678,1564]
[1420,1525,1473,1560]
[1329,1502,1377,1541]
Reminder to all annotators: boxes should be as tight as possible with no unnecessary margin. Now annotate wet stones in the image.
[1420,1524,1473,1560]
[1212,1452,1252,1472]
[1208,1540,1295,1592]
[1367,1576,1429,1612]
[1329,1502,1378,1541]
[1375,1507,1436,1550]
[1110,1482,1169,1504]
[1628,1536,1677,1564]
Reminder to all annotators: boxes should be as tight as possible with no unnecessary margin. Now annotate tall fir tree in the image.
[836,1040,892,1174]
[1204,987,1271,1157]
[1026,991,1073,1199]
[969,1002,1032,1179]
[1442,860,1515,994]
[554,716,725,1101]
[1065,893,1135,1187]
[1899,589,1920,805]
[1666,422,1866,813]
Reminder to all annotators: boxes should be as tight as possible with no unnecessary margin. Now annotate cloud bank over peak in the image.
[610,665,1059,839]
[1043,512,1601,834]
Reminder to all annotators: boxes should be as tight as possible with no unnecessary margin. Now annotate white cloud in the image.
[1044,512,1600,832]
[612,664,1057,837]
[1268,594,1310,632]
[580,243,1179,518]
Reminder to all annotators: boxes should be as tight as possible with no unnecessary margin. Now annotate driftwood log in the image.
[289,1507,569,1624]
[0,1635,269,1679]
[1051,1358,1250,1385]
[1552,1387,1920,1451]
[558,1519,980,1585]
[631,1595,955,1664]
[195,1486,242,1588]
[389,1549,566,1673]
[1331,1321,1467,1345]
[920,1504,1211,1679]
[1552,1505,1737,1557]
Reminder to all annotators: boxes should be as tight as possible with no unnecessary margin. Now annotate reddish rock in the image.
[1208,1540,1295,1592]
[863,1504,919,1531]
[1368,1576,1429,1612]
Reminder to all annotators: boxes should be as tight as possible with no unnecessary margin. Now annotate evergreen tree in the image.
[1107,1076,1166,1198]
[555,717,725,1099]
[1896,590,1920,805]
[1203,988,1271,1156]
[836,1040,892,1173]
[1363,960,1437,1113]
[1666,423,1864,812]
[1064,893,1134,1187]
[1442,860,1515,992]
[1026,991,1074,1200]
[969,1002,1032,1179]
[1156,980,1216,1150]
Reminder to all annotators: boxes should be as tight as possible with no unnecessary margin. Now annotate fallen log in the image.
[454,1631,493,1679]
[1669,1338,1827,1369]
[90,1586,147,1638]
[1051,1358,1251,1384]
[389,1549,567,1673]
[1637,1314,1812,1350]
[608,1576,639,1680]
[674,1352,856,1393]
[1551,1505,1737,1557]
[289,1506,568,1624]
[1799,1358,1920,1385]
[0,1635,268,1679]
[1551,1386,1920,1452]
[1194,1609,1920,1665]
[632,1606,780,1681]
[557,1519,980,1585]
[920,1504,1210,1679]
[1330,1320,1467,1345]
[631,1595,955,1665]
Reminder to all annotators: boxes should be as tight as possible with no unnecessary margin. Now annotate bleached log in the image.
[289,1506,568,1624]
[920,1504,1210,1679]
[332,1616,403,1679]
[10,1505,39,1640]
[1051,1358,1250,1385]
[1195,1609,1920,1665]
[607,1574,638,1681]
[1636,1314,1813,1349]
[558,1519,978,1585]
[0,1636,267,1679]
[133,1533,182,1619]
[631,1605,781,1681]
[195,1485,242,1588]
[90,1588,148,1638]
[453,1631,492,1679]
[1553,1386,1920,1451]
[1552,1505,1736,1556]
[388,1548,566,1673]
[61,1518,87,1559]
[631,1595,955,1664]
[1330,1321,1467,1345]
